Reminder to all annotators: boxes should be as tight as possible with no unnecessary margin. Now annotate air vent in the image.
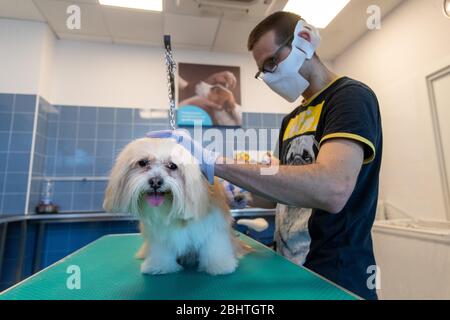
[195,0,273,16]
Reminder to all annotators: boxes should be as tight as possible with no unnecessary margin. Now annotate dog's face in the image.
[104,138,210,222]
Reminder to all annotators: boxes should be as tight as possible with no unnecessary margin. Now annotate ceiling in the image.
[0,0,404,60]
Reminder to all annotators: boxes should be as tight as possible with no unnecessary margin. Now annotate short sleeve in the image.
[275,114,289,160]
[320,85,380,164]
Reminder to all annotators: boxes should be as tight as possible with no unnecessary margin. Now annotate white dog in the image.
[103,137,248,275]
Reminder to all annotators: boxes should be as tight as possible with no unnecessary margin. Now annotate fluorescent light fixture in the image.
[283,0,351,28]
[99,0,163,12]
[445,0,450,18]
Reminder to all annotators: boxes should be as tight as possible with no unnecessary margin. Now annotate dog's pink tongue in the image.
[145,192,165,207]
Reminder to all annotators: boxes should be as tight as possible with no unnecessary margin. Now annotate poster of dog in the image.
[177,63,242,127]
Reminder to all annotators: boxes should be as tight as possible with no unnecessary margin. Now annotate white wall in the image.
[50,39,295,113]
[38,26,55,101]
[0,17,337,115]
[0,19,47,95]
[0,19,294,113]
[0,17,296,114]
[372,225,450,299]
[333,0,450,220]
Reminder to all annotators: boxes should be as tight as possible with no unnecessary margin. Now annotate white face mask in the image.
[262,20,321,103]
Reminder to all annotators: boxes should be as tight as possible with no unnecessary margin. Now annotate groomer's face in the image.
[252,30,291,73]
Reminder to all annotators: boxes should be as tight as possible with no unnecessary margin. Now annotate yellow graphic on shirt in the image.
[282,102,324,142]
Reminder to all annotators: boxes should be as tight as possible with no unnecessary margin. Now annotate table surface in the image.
[0,233,358,300]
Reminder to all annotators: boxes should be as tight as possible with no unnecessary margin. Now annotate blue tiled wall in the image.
[0,94,36,216]
[1,92,286,215]
[28,97,51,214]
[39,105,169,213]
[44,106,169,177]
[33,104,285,213]
[185,112,283,159]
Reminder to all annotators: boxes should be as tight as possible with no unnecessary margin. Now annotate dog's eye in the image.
[138,159,149,168]
[167,162,177,170]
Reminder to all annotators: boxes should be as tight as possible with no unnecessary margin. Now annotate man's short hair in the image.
[247,11,301,51]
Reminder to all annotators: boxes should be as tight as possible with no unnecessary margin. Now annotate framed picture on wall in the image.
[177,63,242,127]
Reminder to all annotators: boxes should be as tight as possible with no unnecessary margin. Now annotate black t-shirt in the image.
[276,76,382,300]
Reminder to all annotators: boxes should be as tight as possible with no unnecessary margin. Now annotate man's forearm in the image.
[248,193,277,209]
[214,139,364,213]
[215,158,340,212]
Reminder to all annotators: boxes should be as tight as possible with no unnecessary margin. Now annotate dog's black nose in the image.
[149,177,163,190]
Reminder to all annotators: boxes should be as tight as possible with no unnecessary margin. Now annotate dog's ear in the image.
[103,177,121,212]
[103,147,131,213]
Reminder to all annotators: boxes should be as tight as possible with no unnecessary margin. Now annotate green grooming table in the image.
[0,234,358,300]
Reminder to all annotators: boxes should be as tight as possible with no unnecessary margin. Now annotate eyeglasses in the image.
[255,34,294,80]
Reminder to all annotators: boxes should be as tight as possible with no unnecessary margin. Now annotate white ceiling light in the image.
[444,0,450,18]
[98,0,163,12]
[283,0,351,29]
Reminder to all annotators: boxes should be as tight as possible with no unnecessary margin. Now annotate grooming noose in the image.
[164,35,177,130]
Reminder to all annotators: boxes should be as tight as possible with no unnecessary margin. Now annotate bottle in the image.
[35,179,59,214]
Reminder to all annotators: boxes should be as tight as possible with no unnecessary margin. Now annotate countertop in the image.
[0,208,276,224]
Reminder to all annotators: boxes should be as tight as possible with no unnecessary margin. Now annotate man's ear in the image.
[299,30,312,43]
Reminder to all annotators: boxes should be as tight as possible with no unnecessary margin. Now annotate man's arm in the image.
[248,194,277,209]
[215,138,364,214]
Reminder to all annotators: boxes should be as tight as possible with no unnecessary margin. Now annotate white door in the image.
[429,66,450,220]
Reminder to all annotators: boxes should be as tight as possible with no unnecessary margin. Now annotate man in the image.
[149,11,382,300]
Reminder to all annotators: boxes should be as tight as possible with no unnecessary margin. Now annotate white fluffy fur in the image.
[104,138,243,275]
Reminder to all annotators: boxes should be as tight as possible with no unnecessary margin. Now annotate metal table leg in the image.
[33,222,46,273]
[15,220,27,283]
[0,222,8,280]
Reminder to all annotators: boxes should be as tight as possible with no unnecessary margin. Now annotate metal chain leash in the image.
[164,35,177,130]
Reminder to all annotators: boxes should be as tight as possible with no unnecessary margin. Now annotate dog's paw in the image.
[200,258,238,276]
[135,243,147,260]
[140,258,183,275]
[135,251,146,260]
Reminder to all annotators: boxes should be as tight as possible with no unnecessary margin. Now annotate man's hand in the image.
[145,130,219,184]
